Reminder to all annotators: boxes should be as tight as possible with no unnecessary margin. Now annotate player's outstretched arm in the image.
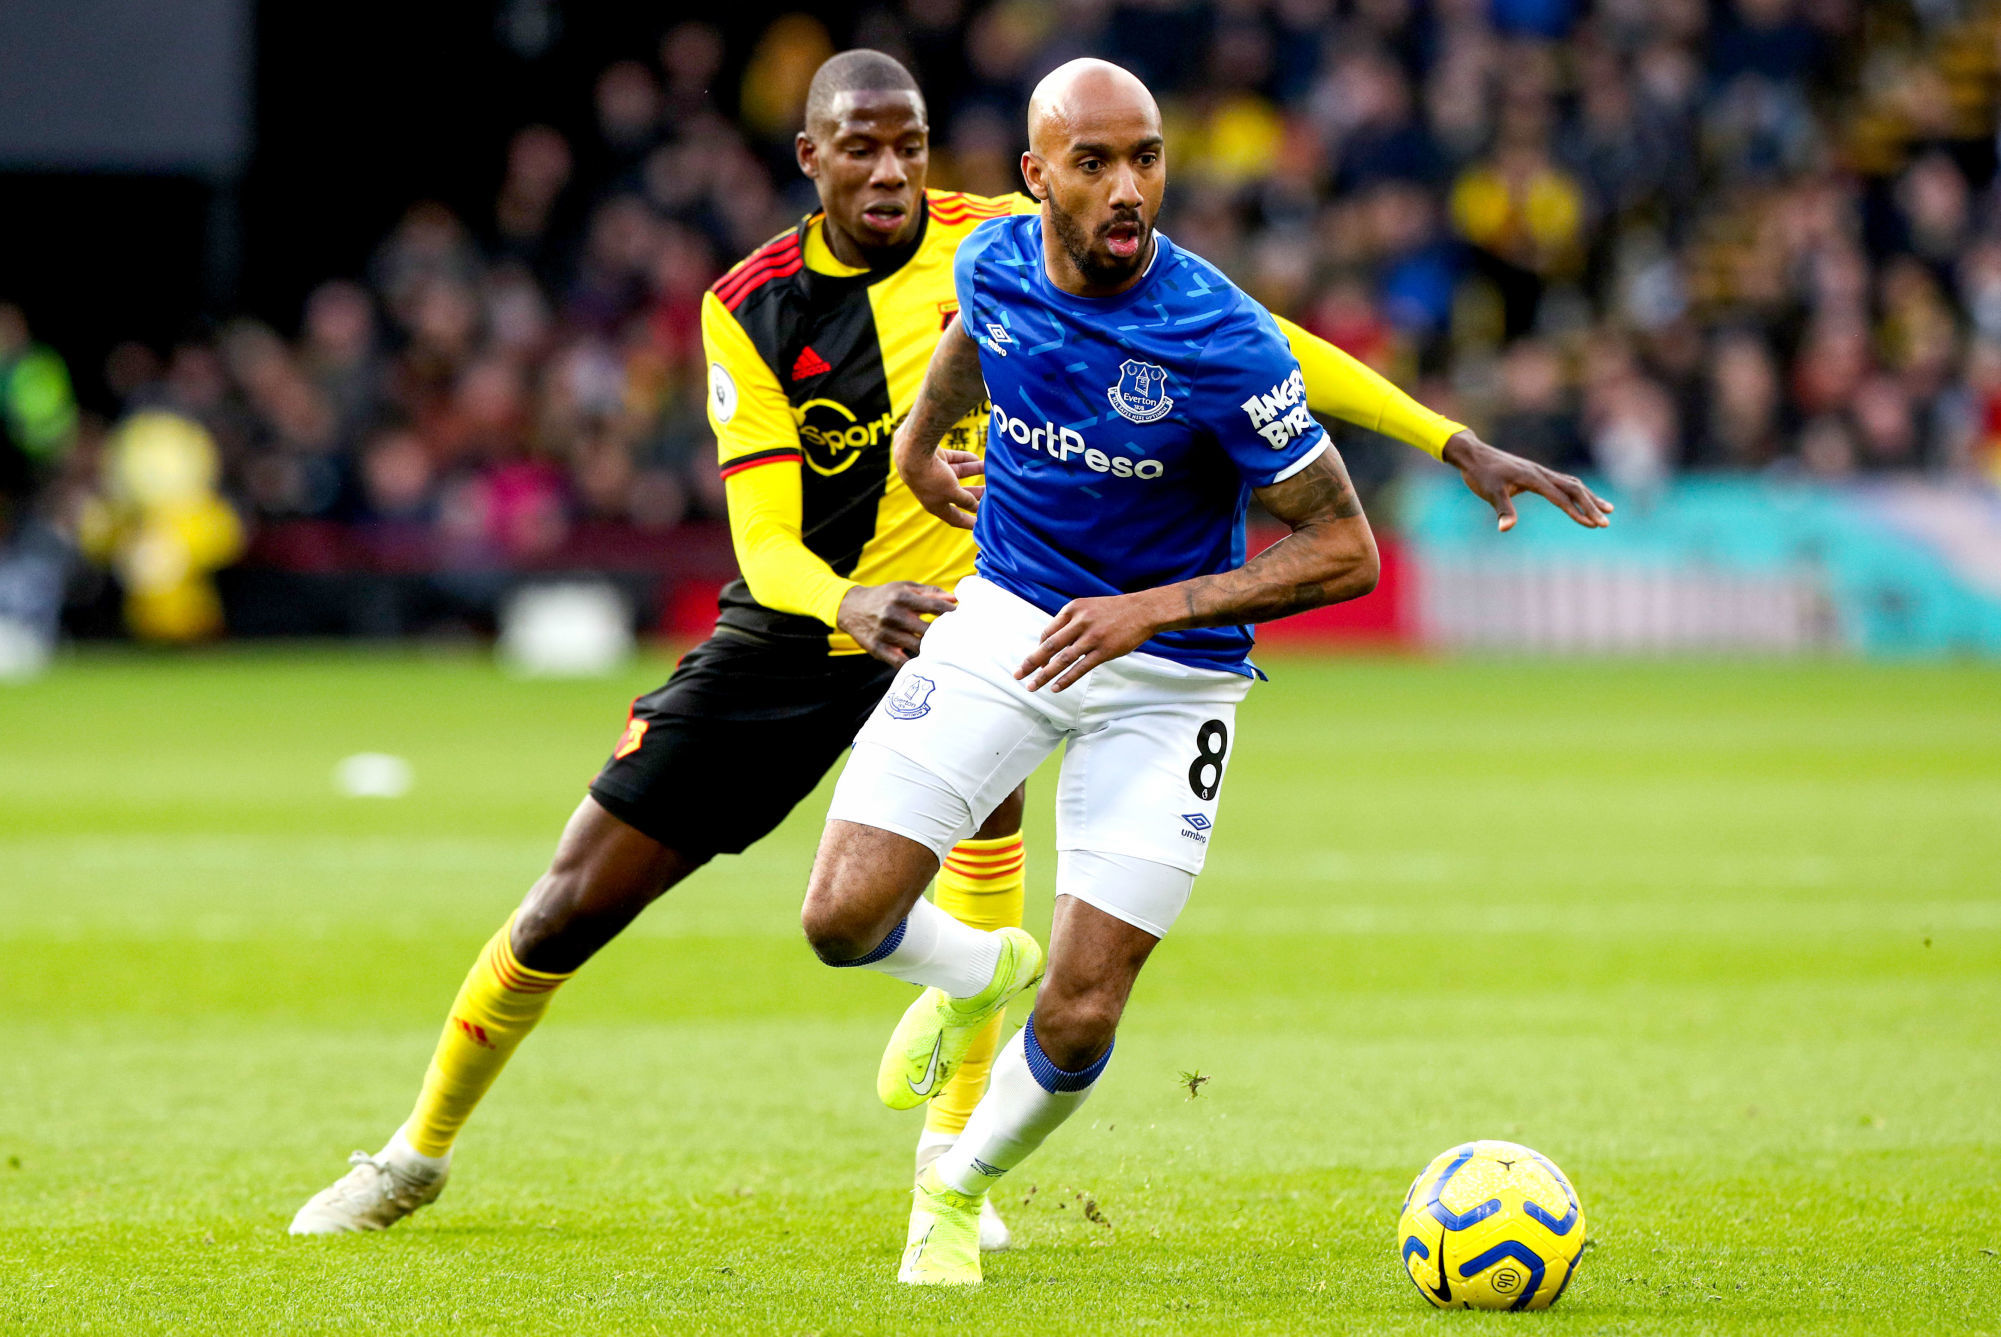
[1276,316,1612,531]
[1438,429,1613,532]
[1016,449,1378,692]
[892,316,990,531]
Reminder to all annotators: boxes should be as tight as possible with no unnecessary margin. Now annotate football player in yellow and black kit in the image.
[289,50,1611,1239]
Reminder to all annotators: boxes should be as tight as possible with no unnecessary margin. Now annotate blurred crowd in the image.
[5,0,2001,641]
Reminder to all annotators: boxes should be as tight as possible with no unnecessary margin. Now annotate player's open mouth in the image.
[1104,220,1142,259]
[860,203,908,234]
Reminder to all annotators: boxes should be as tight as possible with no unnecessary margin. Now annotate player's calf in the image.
[921,892,1166,1206]
[510,797,707,973]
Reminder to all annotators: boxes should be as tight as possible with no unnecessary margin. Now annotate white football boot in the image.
[289,1135,449,1235]
[916,1140,1012,1251]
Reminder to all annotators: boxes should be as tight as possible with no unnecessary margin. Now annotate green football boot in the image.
[898,1166,986,1285]
[877,926,1044,1111]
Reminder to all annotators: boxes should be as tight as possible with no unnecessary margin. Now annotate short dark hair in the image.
[803,50,924,132]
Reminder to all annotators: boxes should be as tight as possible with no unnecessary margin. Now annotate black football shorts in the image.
[587,632,897,859]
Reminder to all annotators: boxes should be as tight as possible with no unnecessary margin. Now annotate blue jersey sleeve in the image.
[1195,307,1329,488]
[953,218,1012,359]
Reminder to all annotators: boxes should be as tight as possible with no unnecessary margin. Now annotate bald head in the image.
[1026,59,1160,157]
[1020,58,1165,296]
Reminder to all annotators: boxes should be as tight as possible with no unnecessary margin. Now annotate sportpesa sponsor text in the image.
[990,403,1167,479]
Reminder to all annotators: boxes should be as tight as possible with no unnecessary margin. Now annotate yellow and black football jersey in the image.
[701,189,1027,655]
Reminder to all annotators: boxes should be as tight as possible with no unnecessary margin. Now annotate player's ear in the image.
[1020,152,1047,201]
[797,131,820,180]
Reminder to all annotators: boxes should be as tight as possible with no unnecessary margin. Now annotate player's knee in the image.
[800,894,882,965]
[1031,995,1123,1071]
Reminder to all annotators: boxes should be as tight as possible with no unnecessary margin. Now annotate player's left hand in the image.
[1017,594,1158,693]
[896,434,986,530]
[1442,430,1613,532]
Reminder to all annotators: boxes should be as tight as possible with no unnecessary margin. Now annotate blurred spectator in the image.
[1491,339,1585,468]
[76,412,242,641]
[0,304,78,502]
[1701,330,1786,468]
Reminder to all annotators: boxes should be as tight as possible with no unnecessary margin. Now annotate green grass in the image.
[2,649,1998,1334]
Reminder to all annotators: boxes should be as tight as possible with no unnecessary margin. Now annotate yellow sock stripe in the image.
[486,914,574,994]
[947,837,1023,856]
[944,844,1024,868]
[942,842,1026,875]
[944,850,1025,868]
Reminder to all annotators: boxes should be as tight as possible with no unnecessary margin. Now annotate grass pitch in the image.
[2,649,1997,1334]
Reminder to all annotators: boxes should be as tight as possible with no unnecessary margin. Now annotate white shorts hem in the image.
[1059,886,1173,940]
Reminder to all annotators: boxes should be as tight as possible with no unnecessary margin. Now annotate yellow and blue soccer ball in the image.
[1397,1140,1586,1310]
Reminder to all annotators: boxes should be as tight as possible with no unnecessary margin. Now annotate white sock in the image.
[914,1127,958,1175]
[384,1127,450,1173]
[935,1016,1112,1196]
[833,895,1001,998]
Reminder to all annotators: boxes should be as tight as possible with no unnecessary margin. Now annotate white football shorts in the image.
[828,575,1253,937]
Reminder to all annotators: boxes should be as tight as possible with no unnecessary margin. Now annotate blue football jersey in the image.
[954,214,1329,676]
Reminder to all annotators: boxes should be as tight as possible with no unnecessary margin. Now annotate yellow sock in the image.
[925,834,1026,1138]
[403,914,573,1158]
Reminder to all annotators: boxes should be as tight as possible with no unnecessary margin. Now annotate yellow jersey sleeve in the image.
[1275,315,1467,461]
[702,290,856,628]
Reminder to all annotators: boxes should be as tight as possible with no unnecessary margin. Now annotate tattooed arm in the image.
[1016,447,1379,692]
[892,316,992,531]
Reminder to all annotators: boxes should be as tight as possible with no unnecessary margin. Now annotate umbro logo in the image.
[1179,811,1211,844]
[791,345,832,380]
[971,1157,1005,1178]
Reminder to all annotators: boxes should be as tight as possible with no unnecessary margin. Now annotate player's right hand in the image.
[896,436,986,530]
[837,581,958,666]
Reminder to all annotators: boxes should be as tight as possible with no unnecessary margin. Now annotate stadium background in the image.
[3,4,2000,1333]
[5,0,2001,658]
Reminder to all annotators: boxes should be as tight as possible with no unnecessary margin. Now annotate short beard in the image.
[1047,197,1146,288]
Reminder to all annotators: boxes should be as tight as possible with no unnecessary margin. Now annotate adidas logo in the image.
[792,345,831,380]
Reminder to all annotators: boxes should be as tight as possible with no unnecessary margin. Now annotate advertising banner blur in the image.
[1403,475,2001,656]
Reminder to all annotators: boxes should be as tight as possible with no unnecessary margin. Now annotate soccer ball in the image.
[1396,1140,1586,1311]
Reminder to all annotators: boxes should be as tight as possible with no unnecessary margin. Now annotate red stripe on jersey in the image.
[719,450,801,479]
[713,236,803,306]
[715,230,801,282]
[714,246,801,305]
[718,254,805,310]
[932,196,1012,220]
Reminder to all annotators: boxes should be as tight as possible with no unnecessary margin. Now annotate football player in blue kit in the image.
[794,56,1471,1284]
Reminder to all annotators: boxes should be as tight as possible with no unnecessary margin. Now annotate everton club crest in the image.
[1107,359,1174,424]
[884,674,937,720]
